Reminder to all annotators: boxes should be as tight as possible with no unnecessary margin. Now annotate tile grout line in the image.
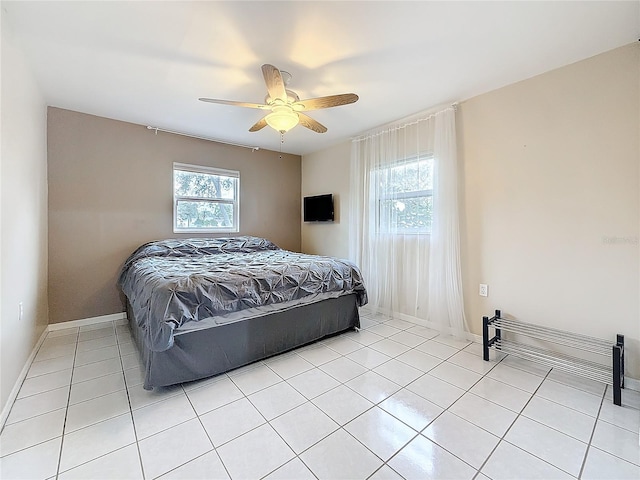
[190,320,421,478]
[115,321,148,480]
[385,345,507,477]
[471,364,554,478]
[120,321,632,477]
[277,392,405,479]
[54,325,81,479]
[212,360,337,478]
[4,314,636,479]
[325,324,481,478]
[486,366,608,478]
[101,322,637,477]
[340,321,509,476]
[357,325,508,478]
[184,382,234,480]
[460,354,609,424]
[0,331,76,456]
[578,386,640,469]
[395,339,611,479]
[577,386,607,479]
[426,354,510,473]
[52,322,142,478]
[228,364,324,479]
[185,356,321,478]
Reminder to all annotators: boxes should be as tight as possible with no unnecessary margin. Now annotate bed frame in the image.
[127,294,361,389]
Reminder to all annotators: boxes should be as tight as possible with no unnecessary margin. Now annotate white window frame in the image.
[173,162,240,234]
[374,154,433,235]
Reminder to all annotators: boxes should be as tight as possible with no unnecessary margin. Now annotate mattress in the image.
[119,236,368,352]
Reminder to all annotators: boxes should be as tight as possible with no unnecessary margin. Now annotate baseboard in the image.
[626,376,640,392]
[362,306,639,391]
[363,306,479,342]
[3,308,637,431]
[0,327,49,430]
[47,312,127,331]
[2,312,128,430]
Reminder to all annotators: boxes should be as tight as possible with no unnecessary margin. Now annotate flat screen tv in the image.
[304,194,334,222]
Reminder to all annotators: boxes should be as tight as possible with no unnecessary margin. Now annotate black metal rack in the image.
[482,310,624,406]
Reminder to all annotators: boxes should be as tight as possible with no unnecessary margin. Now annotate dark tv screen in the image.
[304,194,334,222]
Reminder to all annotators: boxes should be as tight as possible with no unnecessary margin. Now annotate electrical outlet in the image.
[479,284,488,297]
[19,302,24,320]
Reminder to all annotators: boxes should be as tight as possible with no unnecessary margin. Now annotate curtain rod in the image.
[351,102,458,142]
[146,126,260,152]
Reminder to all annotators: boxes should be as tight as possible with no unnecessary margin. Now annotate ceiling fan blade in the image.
[249,117,268,132]
[199,98,269,110]
[298,113,327,133]
[261,64,287,103]
[293,93,359,111]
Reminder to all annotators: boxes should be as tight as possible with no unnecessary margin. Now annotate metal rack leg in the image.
[483,310,625,406]
[483,316,489,361]
[617,334,625,389]
[613,343,622,406]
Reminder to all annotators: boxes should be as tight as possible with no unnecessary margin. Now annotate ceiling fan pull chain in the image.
[279,132,284,158]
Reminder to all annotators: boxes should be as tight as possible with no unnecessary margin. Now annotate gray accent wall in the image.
[47,108,301,324]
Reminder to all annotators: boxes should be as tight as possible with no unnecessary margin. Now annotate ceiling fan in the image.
[199,64,358,134]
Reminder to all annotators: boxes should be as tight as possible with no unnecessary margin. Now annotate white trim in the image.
[3,307,637,433]
[626,376,640,392]
[47,312,127,331]
[0,328,48,430]
[2,313,127,428]
[173,227,239,234]
[361,305,638,391]
[363,306,478,342]
[173,162,239,178]
[173,163,240,233]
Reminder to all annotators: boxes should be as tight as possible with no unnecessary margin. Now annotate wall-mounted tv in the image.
[304,194,334,222]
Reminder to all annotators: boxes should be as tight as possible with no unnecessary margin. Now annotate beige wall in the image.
[301,141,351,259]
[48,108,301,324]
[460,42,639,376]
[302,43,640,378]
[1,16,49,410]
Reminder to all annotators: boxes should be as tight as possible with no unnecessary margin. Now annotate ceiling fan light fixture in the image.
[199,64,357,134]
[265,105,299,133]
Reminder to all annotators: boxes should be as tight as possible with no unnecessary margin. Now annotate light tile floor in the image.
[1,311,639,479]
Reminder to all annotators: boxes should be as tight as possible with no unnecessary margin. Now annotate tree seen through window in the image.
[173,164,239,232]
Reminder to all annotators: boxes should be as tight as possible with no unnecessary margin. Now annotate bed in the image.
[118,236,368,389]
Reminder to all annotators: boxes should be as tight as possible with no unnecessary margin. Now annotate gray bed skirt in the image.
[126,294,361,389]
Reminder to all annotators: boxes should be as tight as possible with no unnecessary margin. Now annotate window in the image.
[173,163,239,233]
[374,156,433,234]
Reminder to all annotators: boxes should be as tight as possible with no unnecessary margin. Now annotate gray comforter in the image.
[119,236,368,352]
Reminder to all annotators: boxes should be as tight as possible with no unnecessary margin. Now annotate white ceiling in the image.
[3,1,638,155]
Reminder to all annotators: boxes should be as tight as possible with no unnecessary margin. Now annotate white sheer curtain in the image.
[349,106,467,335]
